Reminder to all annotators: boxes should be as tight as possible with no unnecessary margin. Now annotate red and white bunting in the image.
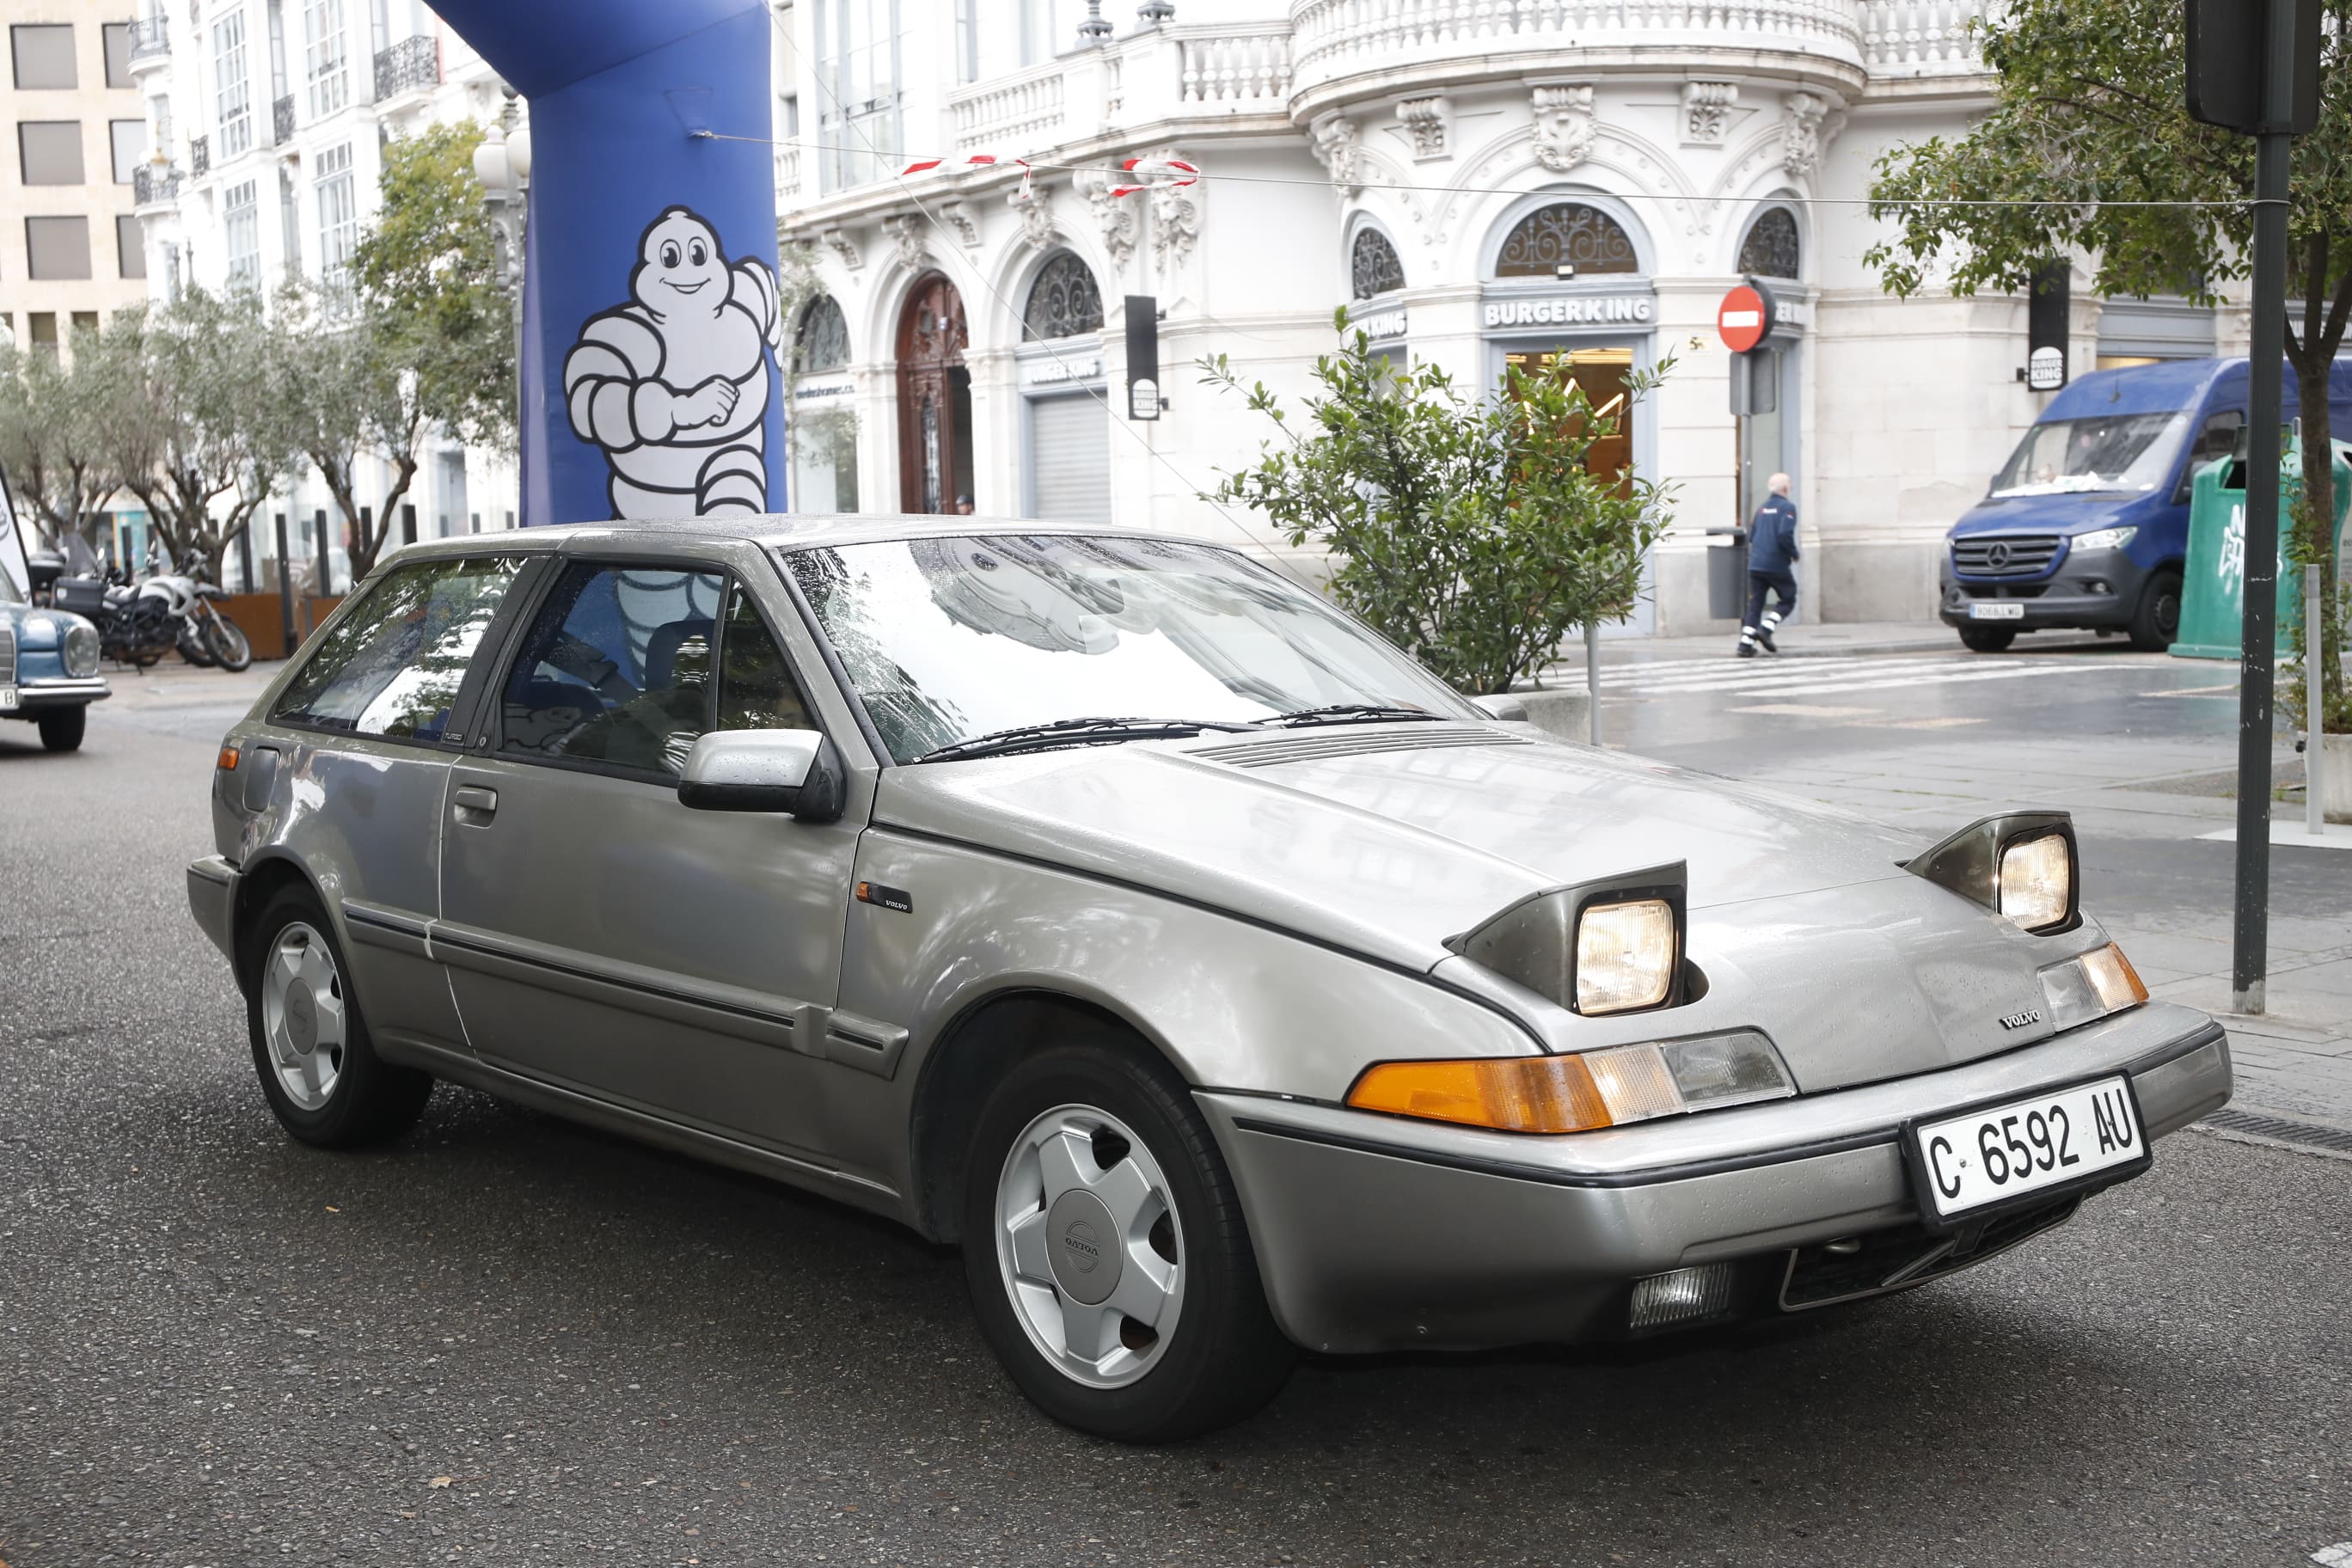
[1107,155,1199,198]
[899,153,1032,192]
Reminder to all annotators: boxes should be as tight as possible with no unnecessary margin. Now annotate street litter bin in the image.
[1706,528,1749,620]
[2171,437,2350,659]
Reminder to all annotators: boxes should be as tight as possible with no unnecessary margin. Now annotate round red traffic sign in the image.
[1718,284,1770,353]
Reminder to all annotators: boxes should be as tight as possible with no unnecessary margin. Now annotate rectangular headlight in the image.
[1575,897,1675,1014]
[1997,831,2073,933]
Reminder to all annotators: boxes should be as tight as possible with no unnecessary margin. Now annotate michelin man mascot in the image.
[562,206,786,518]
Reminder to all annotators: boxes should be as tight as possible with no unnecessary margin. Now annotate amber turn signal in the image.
[216,744,239,771]
[1345,1055,1614,1135]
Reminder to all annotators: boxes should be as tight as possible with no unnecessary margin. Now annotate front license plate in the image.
[0,685,15,711]
[1906,1075,2148,1229]
[1969,602,2026,621]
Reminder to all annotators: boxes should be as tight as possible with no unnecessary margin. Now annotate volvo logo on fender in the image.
[1998,1008,2044,1032]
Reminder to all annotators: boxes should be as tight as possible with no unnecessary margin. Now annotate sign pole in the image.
[2226,19,2295,1014]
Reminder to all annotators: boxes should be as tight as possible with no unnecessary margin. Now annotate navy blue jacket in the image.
[1749,493,1800,574]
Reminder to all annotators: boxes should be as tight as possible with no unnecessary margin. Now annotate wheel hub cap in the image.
[285,983,318,1051]
[260,922,346,1112]
[1047,1188,1121,1304]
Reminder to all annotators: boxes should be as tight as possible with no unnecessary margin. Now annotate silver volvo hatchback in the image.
[187,518,2231,1441]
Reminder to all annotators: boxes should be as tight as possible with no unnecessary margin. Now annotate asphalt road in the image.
[3,658,2349,1568]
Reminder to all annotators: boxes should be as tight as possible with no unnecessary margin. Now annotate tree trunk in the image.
[367,456,420,576]
[2289,354,2345,734]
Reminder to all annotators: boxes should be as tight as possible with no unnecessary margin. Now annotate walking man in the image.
[1737,473,1799,658]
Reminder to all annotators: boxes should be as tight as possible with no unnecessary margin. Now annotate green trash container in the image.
[2171,437,2351,660]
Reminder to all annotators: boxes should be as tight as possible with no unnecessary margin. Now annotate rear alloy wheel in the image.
[36,707,86,751]
[2128,567,2184,652]
[1958,626,2017,653]
[244,887,433,1148]
[962,1039,1293,1442]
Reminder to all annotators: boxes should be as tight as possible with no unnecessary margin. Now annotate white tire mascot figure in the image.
[562,206,785,518]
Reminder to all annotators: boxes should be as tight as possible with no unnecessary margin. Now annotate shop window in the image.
[1350,227,1405,300]
[1494,201,1638,279]
[1021,251,1103,342]
[1738,208,1801,279]
[794,293,850,373]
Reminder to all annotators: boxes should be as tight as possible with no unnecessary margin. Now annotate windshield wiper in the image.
[1257,703,1447,728]
[915,715,1254,764]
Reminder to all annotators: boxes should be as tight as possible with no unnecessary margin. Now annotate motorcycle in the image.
[34,545,254,673]
[132,568,254,672]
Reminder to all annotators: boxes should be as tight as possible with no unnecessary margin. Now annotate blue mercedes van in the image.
[1939,357,2352,652]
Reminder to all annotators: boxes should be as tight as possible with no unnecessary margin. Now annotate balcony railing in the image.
[273,94,295,145]
[373,34,439,101]
[127,15,168,62]
[950,59,1068,153]
[1179,27,1291,106]
[1860,0,1993,72]
[132,163,181,206]
[188,134,209,176]
[776,144,801,201]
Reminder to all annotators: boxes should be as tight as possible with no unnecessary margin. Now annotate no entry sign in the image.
[1717,283,1774,353]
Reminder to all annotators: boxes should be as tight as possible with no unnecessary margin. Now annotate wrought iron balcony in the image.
[273,94,295,144]
[373,34,439,101]
[132,163,181,206]
[189,134,209,176]
[127,15,168,62]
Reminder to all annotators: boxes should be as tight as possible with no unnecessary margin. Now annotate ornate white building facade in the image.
[772,0,2230,633]
[124,0,518,589]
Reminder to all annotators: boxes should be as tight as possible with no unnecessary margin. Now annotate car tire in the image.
[2128,567,2184,652]
[243,886,433,1148]
[1958,626,2017,653]
[204,609,254,672]
[960,1033,1294,1442]
[36,707,86,751]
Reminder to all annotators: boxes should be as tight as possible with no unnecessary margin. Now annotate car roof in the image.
[385,514,1182,560]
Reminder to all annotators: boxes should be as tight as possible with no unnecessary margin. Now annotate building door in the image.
[896,274,972,513]
[1504,346,1635,491]
[1027,393,1111,523]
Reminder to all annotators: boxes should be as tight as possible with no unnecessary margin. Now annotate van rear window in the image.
[273,556,523,741]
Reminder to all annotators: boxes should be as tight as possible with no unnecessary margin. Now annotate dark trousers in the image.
[1741,570,1797,640]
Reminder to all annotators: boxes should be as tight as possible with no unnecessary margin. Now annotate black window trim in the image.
[478,552,830,791]
[266,550,540,754]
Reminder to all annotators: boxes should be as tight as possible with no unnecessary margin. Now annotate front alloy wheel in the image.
[995,1104,1186,1388]
[962,1039,1293,1442]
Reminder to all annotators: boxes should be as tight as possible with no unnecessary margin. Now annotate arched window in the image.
[1350,227,1405,299]
[1493,201,1639,278]
[1737,208,1801,279]
[794,294,849,374]
[1022,251,1105,341]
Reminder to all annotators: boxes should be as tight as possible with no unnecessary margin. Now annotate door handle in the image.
[452,785,499,824]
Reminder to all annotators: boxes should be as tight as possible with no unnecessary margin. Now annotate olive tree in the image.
[1864,0,2352,732]
[0,320,134,553]
[1200,313,1675,696]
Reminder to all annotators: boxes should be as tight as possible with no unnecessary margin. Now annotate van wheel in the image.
[243,887,433,1148]
[2128,568,2183,652]
[961,1034,1294,1442]
[1958,627,2017,653]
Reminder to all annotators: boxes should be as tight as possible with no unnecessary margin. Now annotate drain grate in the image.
[2196,1107,2352,1155]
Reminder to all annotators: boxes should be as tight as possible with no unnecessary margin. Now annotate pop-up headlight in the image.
[1450,863,1687,1017]
[1908,812,2079,935]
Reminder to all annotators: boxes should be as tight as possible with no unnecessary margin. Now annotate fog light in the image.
[1629,1263,1739,1332]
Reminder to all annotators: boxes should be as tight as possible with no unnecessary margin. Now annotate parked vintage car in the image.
[185,519,2232,1441]
[1,565,107,750]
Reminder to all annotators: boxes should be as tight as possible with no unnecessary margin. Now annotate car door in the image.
[433,548,865,1161]
[256,551,531,1057]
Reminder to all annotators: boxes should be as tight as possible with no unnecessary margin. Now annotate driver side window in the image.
[499,562,815,776]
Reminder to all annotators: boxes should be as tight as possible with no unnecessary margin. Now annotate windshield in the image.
[1990,411,2191,497]
[785,535,1478,763]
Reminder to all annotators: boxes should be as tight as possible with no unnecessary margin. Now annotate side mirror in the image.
[1471,693,1531,723]
[677,729,847,822]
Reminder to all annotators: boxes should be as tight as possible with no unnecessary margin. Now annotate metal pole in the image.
[2230,107,2293,1013]
[2310,562,2328,838]
[273,511,293,656]
[1584,619,1602,745]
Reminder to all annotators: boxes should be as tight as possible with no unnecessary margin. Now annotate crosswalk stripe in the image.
[1602,653,1969,689]
[1602,660,2092,697]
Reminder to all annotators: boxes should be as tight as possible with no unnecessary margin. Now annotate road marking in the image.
[2308,1541,2352,1566]
[1882,716,1987,730]
[1610,662,2118,701]
[1728,703,1881,718]
[2139,685,2239,698]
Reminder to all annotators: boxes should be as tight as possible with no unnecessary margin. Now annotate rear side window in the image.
[500,563,816,776]
[273,556,523,740]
